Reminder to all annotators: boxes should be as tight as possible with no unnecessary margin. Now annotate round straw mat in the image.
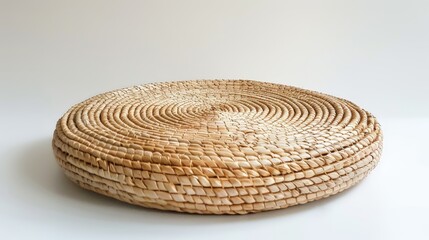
[52,80,383,214]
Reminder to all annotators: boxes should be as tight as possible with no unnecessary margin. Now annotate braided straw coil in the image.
[52,80,383,214]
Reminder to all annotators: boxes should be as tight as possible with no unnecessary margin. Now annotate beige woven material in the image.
[52,80,383,214]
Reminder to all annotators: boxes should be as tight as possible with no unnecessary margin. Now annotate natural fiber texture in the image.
[52,80,383,214]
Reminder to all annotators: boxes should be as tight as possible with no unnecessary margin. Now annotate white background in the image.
[1,0,428,239]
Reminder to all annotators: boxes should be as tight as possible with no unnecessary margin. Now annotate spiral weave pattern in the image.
[52,80,383,214]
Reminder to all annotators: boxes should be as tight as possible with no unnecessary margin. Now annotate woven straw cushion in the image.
[52,80,383,214]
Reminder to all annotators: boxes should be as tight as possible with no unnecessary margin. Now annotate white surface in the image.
[1,1,428,239]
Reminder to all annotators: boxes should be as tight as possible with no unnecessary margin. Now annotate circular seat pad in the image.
[52,80,383,214]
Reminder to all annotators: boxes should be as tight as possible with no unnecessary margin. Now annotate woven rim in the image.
[52,80,383,214]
